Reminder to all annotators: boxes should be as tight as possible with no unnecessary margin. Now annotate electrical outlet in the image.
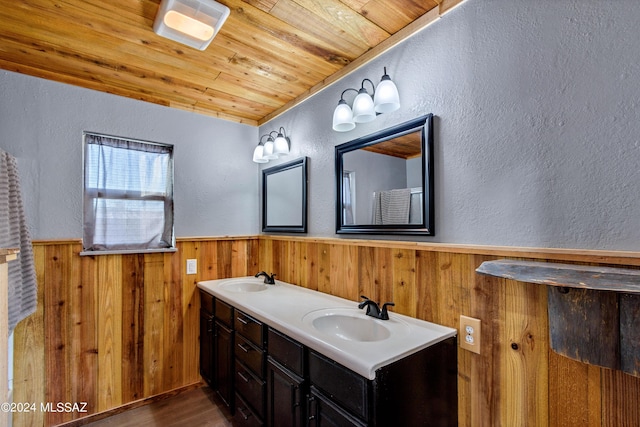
[459,315,481,354]
[186,259,197,275]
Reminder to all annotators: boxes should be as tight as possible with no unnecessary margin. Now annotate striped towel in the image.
[0,149,37,332]
[373,188,411,225]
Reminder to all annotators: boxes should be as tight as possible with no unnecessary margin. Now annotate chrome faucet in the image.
[255,271,276,284]
[358,296,395,320]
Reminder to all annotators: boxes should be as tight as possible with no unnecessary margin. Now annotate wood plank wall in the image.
[12,238,258,427]
[12,236,640,427]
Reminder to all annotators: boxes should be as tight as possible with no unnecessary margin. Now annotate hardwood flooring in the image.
[83,387,232,427]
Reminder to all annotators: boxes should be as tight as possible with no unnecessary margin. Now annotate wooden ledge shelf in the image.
[476,259,640,378]
[476,259,640,294]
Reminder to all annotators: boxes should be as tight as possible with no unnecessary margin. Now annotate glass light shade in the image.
[263,138,278,160]
[332,100,356,132]
[352,90,376,123]
[252,145,268,163]
[374,78,400,113]
[273,134,289,156]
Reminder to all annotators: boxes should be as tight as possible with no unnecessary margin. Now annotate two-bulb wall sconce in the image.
[332,67,401,132]
[253,127,290,163]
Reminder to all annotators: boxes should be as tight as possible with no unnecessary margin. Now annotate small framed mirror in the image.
[335,114,434,235]
[262,157,308,233]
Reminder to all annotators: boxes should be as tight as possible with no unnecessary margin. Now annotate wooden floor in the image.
[83,387,233,427]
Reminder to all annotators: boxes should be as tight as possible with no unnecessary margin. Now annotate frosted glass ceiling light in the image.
[253,127,292,162]
[332,97,356,132]
[374,67,400,113]
[352,80,376,123]
[153,0,230,50]
[263,135,277,160]
[253,144,268,163]
[332,67,400,131]
[272,128,290,156]
[253,137,268,163]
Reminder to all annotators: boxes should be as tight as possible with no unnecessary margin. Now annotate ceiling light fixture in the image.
[253,127,290,163]
[332,67,401,132]
[153,0,230,51]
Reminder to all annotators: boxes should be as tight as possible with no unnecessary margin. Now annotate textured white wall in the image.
[0,71,259,240]
[261,0,640,251]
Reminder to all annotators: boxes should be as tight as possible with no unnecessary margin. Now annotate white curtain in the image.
[342,171,354,225]
[83,134,174,251]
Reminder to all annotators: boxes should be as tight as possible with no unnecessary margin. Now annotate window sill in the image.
[79,247,178,256]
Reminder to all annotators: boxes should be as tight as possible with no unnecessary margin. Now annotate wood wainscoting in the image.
[12,236,640,427]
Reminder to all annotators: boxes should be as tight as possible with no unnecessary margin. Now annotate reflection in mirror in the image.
[335,114,433,234]
[262,157,308,233]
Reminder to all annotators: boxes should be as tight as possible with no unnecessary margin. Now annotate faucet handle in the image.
[380,302,395,320]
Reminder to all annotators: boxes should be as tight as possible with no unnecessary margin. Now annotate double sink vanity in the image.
[197,275,458,426]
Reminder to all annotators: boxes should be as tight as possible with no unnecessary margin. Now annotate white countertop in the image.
[197,276,457,380]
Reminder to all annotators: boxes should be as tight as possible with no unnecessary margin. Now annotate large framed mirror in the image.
[335,114,434,235]
[262,157,308,233]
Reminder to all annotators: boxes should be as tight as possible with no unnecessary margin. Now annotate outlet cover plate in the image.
[460,315,481,354]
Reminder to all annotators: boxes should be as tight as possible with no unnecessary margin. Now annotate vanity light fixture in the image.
[153,0,230,50]
[253,127,290,163]
[332,67,401,132]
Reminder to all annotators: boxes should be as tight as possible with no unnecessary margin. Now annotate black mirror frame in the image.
[335,114,434,235]
[262,156,308,233]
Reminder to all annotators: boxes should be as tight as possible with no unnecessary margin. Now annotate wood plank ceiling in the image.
[0,0,463,126]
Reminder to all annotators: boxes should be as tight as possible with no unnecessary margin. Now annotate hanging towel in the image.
[373,188,411,225]
[0,149,37,333]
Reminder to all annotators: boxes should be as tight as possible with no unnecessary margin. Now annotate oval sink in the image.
[312,314,391,342]
[219,280,268,293]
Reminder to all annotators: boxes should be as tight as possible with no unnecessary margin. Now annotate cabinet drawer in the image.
[215,298,234,328]
[235,393,264,427]
[309,350,368,420]
[236,334,266,378]
[308,386,366,427]
[235,311,265,347]
[236,362,266,418]
[268,327,305,376]
[200,290,214,315]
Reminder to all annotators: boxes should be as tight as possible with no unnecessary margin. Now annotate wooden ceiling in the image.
[363,129,422,159]
[0,0,463,126]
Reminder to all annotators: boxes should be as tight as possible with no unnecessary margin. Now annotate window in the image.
[82,133,175,253]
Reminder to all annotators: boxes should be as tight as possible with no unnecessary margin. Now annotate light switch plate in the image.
[186,259,197,275]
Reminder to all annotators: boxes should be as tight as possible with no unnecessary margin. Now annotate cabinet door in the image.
[215,320,234,408]
[266,358,305,427]
[199,310,215,387]
[307,387,366,427]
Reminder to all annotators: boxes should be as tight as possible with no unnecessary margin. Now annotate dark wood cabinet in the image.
[214,320,234,407]
[233,310,267,426]
[199,292,215,387]
[266,357,306,427]
[199,291,234,410]
[266,327,307,427]
[308,339,458,427]
[199,290,457,427]
[307,386,366,427]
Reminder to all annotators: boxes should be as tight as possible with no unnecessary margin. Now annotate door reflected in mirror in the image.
[262,157,308,233]
[335,114,433,234]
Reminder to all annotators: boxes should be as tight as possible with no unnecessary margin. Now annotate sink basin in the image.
[312,314,391,342]
[303,308,400,342]
[219,280,269,293]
